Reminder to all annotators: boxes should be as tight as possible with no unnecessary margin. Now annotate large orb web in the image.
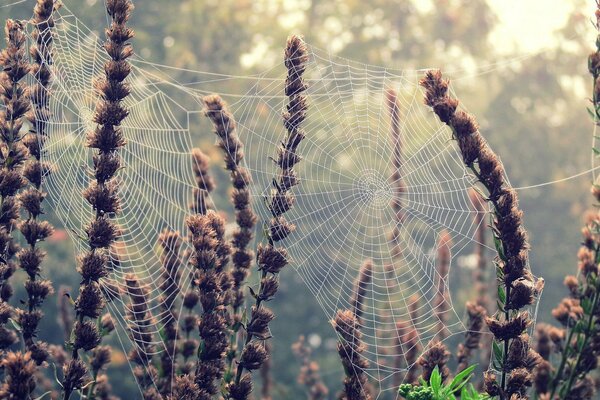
[231,49,489,388]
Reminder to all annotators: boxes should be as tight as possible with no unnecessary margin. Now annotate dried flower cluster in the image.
[16,0,59,369]
[190,147,215,214]
[540,211,600,399]
[420,69,540,399]
[386,88,406,259]
[292,335,329,400]
[204,94,257,379]
[456,301,486,372]
[63,0,134,398]
[418,341,450,383]
[157,229,183,394]
[187,211,231,398]
[0,19,31,363]
[333,309,371,400]
[350,259,373,321]
[434,230,452,341]
[227,34,309,400]
[125,273,160,399]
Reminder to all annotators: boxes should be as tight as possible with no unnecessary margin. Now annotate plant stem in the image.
[233,270,268,386]
[548,323,577,399]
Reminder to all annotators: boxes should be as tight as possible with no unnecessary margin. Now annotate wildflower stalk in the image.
[420,70,540,399]
[189,211,231,397]
[456,302,486,373]
[204,94,257,382]
[177,148,212,375]
[547,213,600,398]
[292,335,329,400]
[543,5,600,397]
[0,19,31,360]
[260,342,272,400]
[16,0,59,367]
[351,259,373,321]
[62,0,134,398]
[404,295,422,384]
[228,35,309,400]
[333,309,371,400]
[434,230,451,341]
[0,351,36,398]
[124,273,160,399]
[157,229,182,394]
[386,88,406,259]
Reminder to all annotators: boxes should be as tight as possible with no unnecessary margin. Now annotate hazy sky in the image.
[489,0,589,53]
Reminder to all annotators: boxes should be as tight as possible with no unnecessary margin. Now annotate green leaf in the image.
[492,234,506,261]
[197,339,206,358]
[430,366,441,395]
[448,365,476,393]
[497,286,506,304]
[492,341,503,364]
[248,286,257,299]
[582,297,592,314]
[8,317,21,332]
[593,147,600,156]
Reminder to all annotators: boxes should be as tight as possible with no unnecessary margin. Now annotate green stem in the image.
[548,323,577,399]
[562,281,600,396]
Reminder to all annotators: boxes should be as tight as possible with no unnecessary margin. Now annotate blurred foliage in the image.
[0,0,595,398]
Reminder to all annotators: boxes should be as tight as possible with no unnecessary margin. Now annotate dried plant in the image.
[393,320,420,388]
[157,230,183,394]
[124,273,159,399]
[530,6,600,398]
[404,294,422,384]
[434,230,452,341]
[543,211,600,399]
[227,34,309,399]
[0,351,37,398]
[260,341,273,400]
[533,323,563,397]
[292,335,329,400]
[187,211,231,397]
[179,148,212,376]
[16,0,60,368]
[386,88,406,259]
[63,0,134,397]
[0,19,31,360]
[456,302,486,373]
[420,69,541,399]
[190,147,215,215]
[204,93,257,381]
[418,341,451,383]
[351,259,373,321]
[469,188,490,310]
[333,309,371,400]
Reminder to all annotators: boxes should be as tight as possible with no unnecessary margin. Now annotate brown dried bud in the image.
[239,341,268,370]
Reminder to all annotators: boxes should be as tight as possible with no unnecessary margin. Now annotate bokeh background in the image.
[0,0,596,397]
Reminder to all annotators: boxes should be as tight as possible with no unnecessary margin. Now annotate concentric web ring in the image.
[21,1,531,395]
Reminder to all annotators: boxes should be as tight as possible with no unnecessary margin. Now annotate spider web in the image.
[22,2,533,396]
